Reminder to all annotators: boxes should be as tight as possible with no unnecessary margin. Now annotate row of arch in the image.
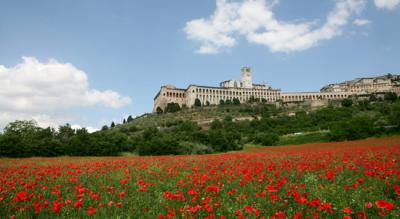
[194,88,280,97]
[163,92,185,98]
[196,95,278,105]
[283,93,350,101]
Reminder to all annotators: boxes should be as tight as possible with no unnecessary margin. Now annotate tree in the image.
[156,107,163,114]
[110,122,116,128]
[225,99,232,105]
[248,96,260,103]
[206,101,210,106]
[123,119,126,124]
[384,92,397,102]
[194,98,202,107]
[219,99,225,105]
[389,102,400,130]
[127,115,134,122]
[57,124,75,149]
[341,98,353,107]
[0,120,40,157]
[254,132,279,146]
[369,94,377,102]
[68,128,92,156]
[329,116,374,141]
[165,102,181,113]
[210,119,223,130]
[233,98,240,105]
[101,125,109,131]
[224,115,233,122]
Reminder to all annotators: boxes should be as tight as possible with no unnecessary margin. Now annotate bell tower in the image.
[241,67,252,88]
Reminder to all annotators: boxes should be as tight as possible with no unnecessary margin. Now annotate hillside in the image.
[114,101,328,131]
[1,95,399,157]
[106,96,400,155]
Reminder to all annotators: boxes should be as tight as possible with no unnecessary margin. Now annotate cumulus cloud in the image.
[374,0,400,10]
[184,0,366,53]
[0,57,132,129]
[353,18,371,26]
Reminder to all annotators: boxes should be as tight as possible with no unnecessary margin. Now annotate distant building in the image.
[320,74,400,94]
[153,68,400,112]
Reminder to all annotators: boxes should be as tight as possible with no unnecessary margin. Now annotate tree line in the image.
[1,93,399,157]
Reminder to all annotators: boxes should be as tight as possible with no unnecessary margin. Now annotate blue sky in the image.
[0,0,399,131]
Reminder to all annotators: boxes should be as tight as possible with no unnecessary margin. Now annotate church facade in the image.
[153,68,400,112]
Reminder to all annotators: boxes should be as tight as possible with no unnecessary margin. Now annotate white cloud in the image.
[353,18,371,26]
[184,0,366,53]
[374,0,400,10]
[0,57,132,129]
[71,125,99,133]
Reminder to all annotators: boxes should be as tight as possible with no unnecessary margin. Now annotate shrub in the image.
[156,107,163,114]
[254,132,279,146]
[341,98,353,107]
[384,92,397,102]
[233,98,240,105]
[329,116,375,141]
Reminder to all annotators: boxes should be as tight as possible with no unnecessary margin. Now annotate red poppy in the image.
[53,201,62,213]
[364,202,372,209]
[87,206,96,215]
[375,200,394,210]
[343,207,352,214]
[16,191,28,201]
[73,200,83,208]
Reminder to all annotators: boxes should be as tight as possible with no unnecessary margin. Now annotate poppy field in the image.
[0,137,399,218]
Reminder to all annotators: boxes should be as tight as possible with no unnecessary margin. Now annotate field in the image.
[1,137,399,218]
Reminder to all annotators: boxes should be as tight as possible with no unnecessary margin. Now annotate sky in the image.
[0,0,399,131]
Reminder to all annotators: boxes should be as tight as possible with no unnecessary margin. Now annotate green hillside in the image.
[114,101,319,130]
[1,94,400,157]
[106,95,400,154]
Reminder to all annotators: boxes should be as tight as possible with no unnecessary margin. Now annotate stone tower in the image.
[241,67,252,88]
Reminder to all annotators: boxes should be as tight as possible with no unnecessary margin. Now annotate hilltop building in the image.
[153,68,400,112]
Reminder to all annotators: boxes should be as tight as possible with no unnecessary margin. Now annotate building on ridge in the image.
[153,68,400,112]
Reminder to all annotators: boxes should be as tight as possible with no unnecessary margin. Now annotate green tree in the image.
[156,107,164,114]
[127,115,134,122]
[254,132,279,146]
[219,99,225,105]
[369,94,377,102]
[0,120,40,157]
[341,98,353,107]
[233,98,240,105]
[210,119,223,130]
[165,102,181,113]
[390,102,400,130]
[384,92,397,102]
[329,116,375,141]
[110,121,116,128]
[68,128,92,156]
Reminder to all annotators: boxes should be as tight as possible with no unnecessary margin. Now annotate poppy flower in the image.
[87,206,96,215]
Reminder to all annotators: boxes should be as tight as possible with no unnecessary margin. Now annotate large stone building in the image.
[153,68,400,112]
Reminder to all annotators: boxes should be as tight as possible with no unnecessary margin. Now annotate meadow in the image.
[1,136,399,218]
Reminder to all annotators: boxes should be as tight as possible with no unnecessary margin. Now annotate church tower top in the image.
[241,67,252,88]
